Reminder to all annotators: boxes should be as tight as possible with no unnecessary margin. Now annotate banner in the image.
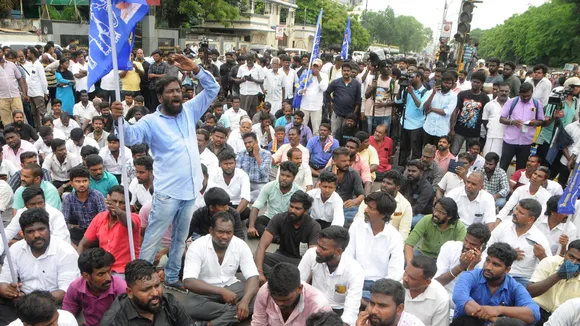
[558,161,580,214]
[276,25,285,40]
[441,21,453,38]
[341,16,351,60]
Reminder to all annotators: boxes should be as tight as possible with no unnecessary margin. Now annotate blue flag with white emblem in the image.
[558,162,580,214]
[341,16,351,60]
[292,9,323,109]
[87,0,149,90]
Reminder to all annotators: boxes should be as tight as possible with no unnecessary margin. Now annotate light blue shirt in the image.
[423,90,458,137]
[396,86,429,130]
[116,67,219,200]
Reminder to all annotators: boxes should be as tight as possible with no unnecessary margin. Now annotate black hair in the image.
[332,147,350,160]
[487,242,517,267]
[134,156,153,171]
[130,143,149,156]
[78,248,116,275]
[466,223,492,246]
[268,262,301,297]
[12,110,24,119]
[80,145,99,159]
[38,126,53,138]
[23,163,42,179]
[319,122,331,132]
[407,159,424,171]
[568,239,580,251]
[484,152,499,164]
[125,259,157,287]
[92,116,105,124]
[518,198,543,220]
[99,101,110,109]
[434,197,460,225]
[19,207,50,231]
[211,211,235,229]
[471,71,486,83]
[365,191,397,223]
[318,171,338,184]
[410,255,437,279]
[319,226,350,250]
[107,133,120,142]
[50,138,66,152]
[457,152,475,164]
[439,135,452,144]
[504,61,516,70]
[545,195,561,216]
[15,291,57,325]
[42,116,54,125]
[201,163,208,177]
[212,126,229,137]
[134,95,145,103]
[155,76,181,96]
[488,57,500,65]
[520,82,533,93]
[204,187,231,207]
[346,137,361,148]
[287,147,302,161]
[20,151,38,163]
[294,110,305,119]
[279,161,299,177]
[85,154,103,168]
[536,166,550,178]
[242,132,258,142]
[383,170,402,186]
[306,311,344,326]
[70,128,84,141]
[369,278,405,306]
[217,150,236,163]
[197,128,210,141]
[22,186,44,204]
[290,190,313,211]
[533,64,548,74]
[107,185,127,201]
[441,72,454,82]
[288,126,301,136]
[69,165,91,180]
[3,126,19,138]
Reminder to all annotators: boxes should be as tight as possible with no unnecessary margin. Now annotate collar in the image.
[79,276,118,297]
[435,150,453,160]
[23,237,57,258]
[460,189,483,203]
[477,270,511,292]
[538,215,565,231]
[363,221,389,237]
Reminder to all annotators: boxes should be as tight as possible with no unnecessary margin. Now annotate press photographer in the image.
[364,59,398,135]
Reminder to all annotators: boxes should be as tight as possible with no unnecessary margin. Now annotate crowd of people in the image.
[0,41,579,326]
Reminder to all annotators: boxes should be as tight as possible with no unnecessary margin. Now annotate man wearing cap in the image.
[325,62,362,135]
[300,58,328,135]
[65,127,99,158]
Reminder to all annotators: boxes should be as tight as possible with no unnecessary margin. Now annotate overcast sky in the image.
[364,0,547,37]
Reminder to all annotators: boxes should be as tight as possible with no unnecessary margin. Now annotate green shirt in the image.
[252,181,302,219]
[90,171,119,197]
[405,214,466,257]
[536,98,577,145]
[13,181,62,210]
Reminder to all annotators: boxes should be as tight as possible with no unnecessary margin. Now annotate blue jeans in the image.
[411,214,424,228]
[139,191,198,284]
[362,280,375,301]
[512,276,529,288]
[495,197,506,208]
[344,206,359,224]
[368,116,392,136]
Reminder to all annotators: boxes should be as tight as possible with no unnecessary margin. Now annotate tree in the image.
[364,8,432,53]
[157,0,245,28]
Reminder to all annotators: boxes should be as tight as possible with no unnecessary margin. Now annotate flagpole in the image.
[0,220,19,287]
[301,9,323,96]
[106,0,136,261]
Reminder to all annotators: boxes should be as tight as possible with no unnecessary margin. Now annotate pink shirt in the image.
[251,282,331,325]
[327,154,372,184]
[139,201,172,248]
[62,276,127,326]
[2,140,38,167]
[0,61,22,98]
[434,150,455,173]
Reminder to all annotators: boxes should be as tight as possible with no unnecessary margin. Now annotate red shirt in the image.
[510,168,530,190]
[368,135,393,172]
[84,211,141,273]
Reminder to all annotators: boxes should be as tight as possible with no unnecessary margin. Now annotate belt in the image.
[68,224,86,230]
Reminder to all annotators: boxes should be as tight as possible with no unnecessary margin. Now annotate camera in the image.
[368,49,388,69]
[548,86,573,109]
[398,73,410,88]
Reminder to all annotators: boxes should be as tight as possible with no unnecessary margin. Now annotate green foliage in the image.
[46,5,84,22]
[476,1,580,66]
[363,7,433,53]
[157,0,244,28]
[0,0,17,18]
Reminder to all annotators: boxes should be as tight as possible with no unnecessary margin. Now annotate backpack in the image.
[508,97,540,120]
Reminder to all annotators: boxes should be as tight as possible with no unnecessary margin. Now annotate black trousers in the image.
[253,215,271,239]
[500,142,531,171]
[263,251,301,279]
[422,129,441,148]
[316,219,332,229]
[400,127,423,167]
[450,316,486,326]
[0,297,17,325]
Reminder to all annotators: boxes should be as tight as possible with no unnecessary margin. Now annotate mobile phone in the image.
[525,238,538,246]
[436,79,442,87]
[448,159,465,173]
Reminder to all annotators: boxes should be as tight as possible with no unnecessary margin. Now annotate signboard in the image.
[276,25,285,40]
[158,38,175,52]
[60,35,89,50]
[441,21,453,38]
[146,0,160,5]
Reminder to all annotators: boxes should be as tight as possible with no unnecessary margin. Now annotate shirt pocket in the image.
[333,284,347,304]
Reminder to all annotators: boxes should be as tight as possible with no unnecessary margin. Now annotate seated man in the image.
[278,147,313,191]
[543,297,580,326]
[252,262,331,325]
[343,137,372,194]
[12,163,61,213]
[306,123,338,177]
[129,156,154,212]
[77,186,141,277]
[535,195,578,256]
[0,208,79,325]
[85,154,119,197]
[368,124,394,181]
[334,113,359,146]
[404,197,467,265]
[98,134,131,184]
[236,131,272,202]
[9,291,78,326]
[436,152,474,200]
[468,140,486,172]
[477,152,509,208]
[206,150,251,219]
[527,239,580,324]
[446,172,497,228]
[42,138,81,192]
[400,159,434,228]
[345,191,404,301]
[254,191,321,282]
[435,223,492,308]
[34,126,56,160]
[306,171,344,229]
[403,256,450,326]
[408,144,444,190]
[183,212,260,325]
[272,126,310,166]
[189,187,245,240]
[268,126,289,154]
[355,131,380,181]
[66,127,99,158]
[100,260,193,324]
[197,129,219,173]
[452,242,540,326]
[488,198,552,287]
[355,278,425,326]
[8,151,52,193]
[298,226,364,326]
[322,147,365,224]
[510,155,541,193]
[0,187,70,255]
[208,126,235,157]
[284,110,313,147]
[62,165,107,245]
[2,126,38,168]
[62,248,126,326]
[248,161,301,238]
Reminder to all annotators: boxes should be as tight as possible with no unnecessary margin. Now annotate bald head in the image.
[465,171,484,197]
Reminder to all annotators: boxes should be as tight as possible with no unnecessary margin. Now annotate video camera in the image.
[548,86,573,110]
[367,48,388,69]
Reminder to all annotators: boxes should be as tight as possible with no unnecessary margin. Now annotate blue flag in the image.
[293,9,323,109]
[341,16,351,60]
[558,162,580,214]
[88,0,149,90]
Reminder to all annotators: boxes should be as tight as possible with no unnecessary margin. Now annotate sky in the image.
[363,0,547,39]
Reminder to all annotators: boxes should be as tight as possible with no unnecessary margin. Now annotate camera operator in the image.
[365,59,398,135]
[395,71,429,166]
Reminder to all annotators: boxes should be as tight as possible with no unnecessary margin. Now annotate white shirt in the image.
[206,168,251,205]
[276,162,312,190]
[482,99,507,139]
[100,70,117,91]
[528,78,552,106]
[183,234,258,288]
[534,214,578,255]
[264,69,284,101]
[252,123,275,149]
[223,107,248,130]
[0,204,70,255]
[8,310,78,326]
[544,179,563,197]
[0,159,19,180]
[0,180,14,225]
[395,312,426,326]
[199,148,219,173]
[34,138,53,157]
[226,129,247,154]
[298,248,364,326]
[497,184,551,221]
[306,188,344,226]
[470,154,485,172]
[73,101,97,124]
[487,221,552,278]
[281,68,297,99]
[54,119,80,141]
[446,187,496,227]
[0,237,79,294]
[300,72,329,111]
[121,100,134,116]
[51,128,67,141]
[354,191,413,241]
[544,297,580,326]
[458,80,472,91]
[129,177,152,206]
[71,61,94,93]
[22,60,48,97]
[86,130,109,150]
[562,121,580,165]
[328,65,342,82]
[438,171,470,195]
[404,280,450,326]
[64,136,99,158]
[42,152,81,181]
[344,219,404,282]
[237,64,264,95]
[98,146,131,175]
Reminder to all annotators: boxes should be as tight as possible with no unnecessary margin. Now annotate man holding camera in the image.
[365,60,398,135]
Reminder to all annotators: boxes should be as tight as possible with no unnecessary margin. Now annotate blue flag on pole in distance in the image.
[293,9,323,109]
[558,162,580,214]
[341,16,351,60]
[87,0,149,90]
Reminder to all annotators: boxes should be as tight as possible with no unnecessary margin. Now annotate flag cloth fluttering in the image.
[292,9,323,109]
[341,16,351,60]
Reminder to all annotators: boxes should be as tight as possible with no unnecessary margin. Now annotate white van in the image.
[0,41,63,52]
